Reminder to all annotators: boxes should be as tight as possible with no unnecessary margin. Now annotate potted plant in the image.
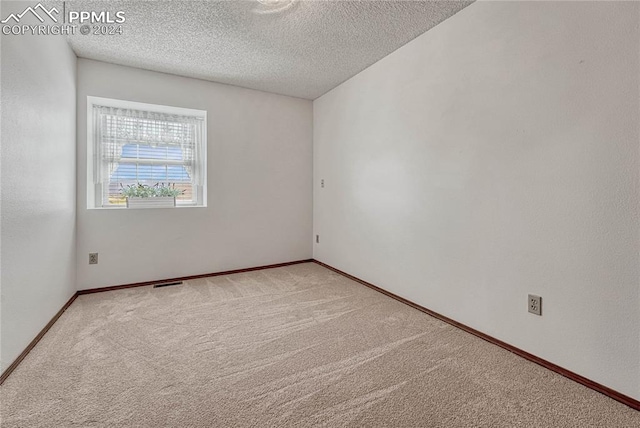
[120,183,184,209]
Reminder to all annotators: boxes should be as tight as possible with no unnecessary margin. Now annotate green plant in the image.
[155,183,184,197]
[119,183,184,198]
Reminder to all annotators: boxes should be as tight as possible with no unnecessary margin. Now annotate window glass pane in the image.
[106,146,194,204]
[167,165,190,182]
[167,146,183,160]
[121,144,138,158]
[138,144,169,160]
[112,163,137,180]
[151,165,167,180]
[136,165,153,180]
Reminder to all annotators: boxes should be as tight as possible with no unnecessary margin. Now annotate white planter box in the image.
[126,197,176,209]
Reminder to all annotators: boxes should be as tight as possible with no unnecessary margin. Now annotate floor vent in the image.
[153,281,183,288]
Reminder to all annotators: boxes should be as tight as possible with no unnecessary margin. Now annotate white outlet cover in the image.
[528,294,542,316]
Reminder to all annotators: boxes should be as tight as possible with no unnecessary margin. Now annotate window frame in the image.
[86,96,207,209]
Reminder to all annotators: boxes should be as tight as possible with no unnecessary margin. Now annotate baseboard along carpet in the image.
[1,263,638,427]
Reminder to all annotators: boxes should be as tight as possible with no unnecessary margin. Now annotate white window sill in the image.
[88,205,207,210]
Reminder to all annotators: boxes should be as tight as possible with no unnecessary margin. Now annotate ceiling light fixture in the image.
[254,0,297,14]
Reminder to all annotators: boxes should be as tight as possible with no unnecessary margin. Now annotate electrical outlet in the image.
[528,294,542,316]
[316,235,319,244]
[321,179,325,188]
[89,253,98,265]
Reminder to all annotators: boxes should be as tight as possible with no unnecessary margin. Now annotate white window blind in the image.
[90,100,206,208]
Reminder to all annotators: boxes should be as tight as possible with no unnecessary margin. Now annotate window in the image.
[87,97,207,208]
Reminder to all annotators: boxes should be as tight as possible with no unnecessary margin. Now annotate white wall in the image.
[313,1,639,400]
[77,59,313,290]
[0,2,77,372]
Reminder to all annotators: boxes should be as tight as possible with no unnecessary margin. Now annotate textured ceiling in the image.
[66,1,473,99]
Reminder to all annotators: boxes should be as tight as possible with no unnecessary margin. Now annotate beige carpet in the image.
[1,262,638,427]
